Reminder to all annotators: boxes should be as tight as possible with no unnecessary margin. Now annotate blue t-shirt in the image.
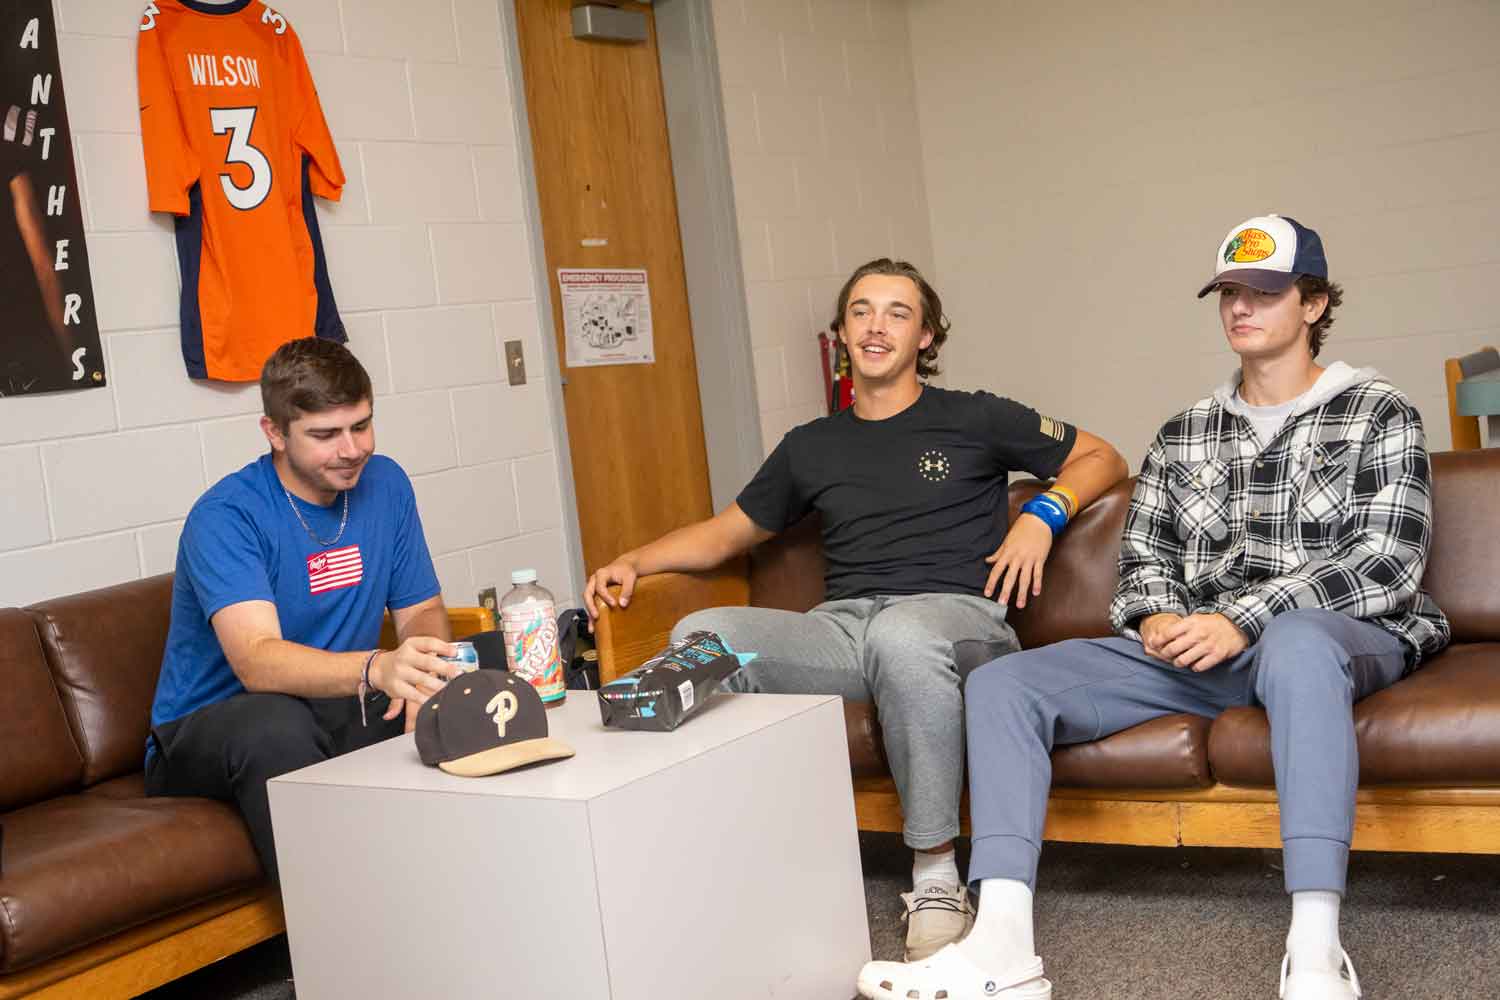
[150,453,441,736]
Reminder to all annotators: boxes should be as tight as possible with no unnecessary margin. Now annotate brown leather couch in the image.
[595,448,1500,855]
[0,576,489,999]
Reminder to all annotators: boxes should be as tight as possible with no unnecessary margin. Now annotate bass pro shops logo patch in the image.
[917,449,951,482]
[1224,227,1276,263]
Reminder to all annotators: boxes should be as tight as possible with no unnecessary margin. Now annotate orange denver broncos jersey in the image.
[138,0,345,381]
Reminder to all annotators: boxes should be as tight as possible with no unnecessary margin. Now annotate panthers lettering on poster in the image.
[138,0,346,381]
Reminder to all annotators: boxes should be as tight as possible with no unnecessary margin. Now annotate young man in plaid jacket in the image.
[857,216,1450,1000]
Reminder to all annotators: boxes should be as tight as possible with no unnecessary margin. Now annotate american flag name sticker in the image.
[307,545,362,594]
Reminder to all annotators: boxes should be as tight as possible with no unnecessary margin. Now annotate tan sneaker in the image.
[900,881,975,961]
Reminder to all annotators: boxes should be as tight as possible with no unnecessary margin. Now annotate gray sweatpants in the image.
[674,594,1019,849]
[964,608,1408,895]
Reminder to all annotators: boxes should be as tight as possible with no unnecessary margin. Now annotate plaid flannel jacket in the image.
[1109,374,1450,664]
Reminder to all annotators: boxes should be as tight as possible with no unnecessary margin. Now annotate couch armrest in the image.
[378,605,495,650]
[594,560,750,683]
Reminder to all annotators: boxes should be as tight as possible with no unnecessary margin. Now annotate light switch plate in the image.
[504,340,526,385]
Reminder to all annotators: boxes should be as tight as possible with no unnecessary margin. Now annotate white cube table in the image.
[268,690,870,999]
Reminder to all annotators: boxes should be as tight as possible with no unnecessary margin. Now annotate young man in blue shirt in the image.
[147,338,462,882]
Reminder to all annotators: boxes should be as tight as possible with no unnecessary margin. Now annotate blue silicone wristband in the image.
[1021,493,1069,535]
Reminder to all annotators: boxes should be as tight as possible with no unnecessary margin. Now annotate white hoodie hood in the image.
[1212,361,1381,419]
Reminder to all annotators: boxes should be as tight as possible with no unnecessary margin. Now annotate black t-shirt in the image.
[737,387,1077,600]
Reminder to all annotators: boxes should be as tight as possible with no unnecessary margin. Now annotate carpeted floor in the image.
[143,833,1500,999]
[862,835,1500,999]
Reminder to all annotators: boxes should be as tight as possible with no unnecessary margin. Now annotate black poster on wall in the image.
[0,0,104,396]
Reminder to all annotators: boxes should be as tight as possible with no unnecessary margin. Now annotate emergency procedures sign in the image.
[558,268,655,368]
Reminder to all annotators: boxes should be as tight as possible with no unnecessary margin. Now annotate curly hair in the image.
[830,258,950,379]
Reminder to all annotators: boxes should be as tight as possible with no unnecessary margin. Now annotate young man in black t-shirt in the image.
[584,258,1127,960]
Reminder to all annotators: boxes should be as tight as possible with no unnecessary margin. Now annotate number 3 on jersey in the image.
[210,107,272,211]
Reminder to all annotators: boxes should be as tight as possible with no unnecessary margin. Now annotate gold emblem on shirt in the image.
[917,450,951,482]
[1039,416,1066,441]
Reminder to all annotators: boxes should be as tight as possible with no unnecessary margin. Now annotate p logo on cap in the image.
[486,689,519,737]
[415,670,573,777]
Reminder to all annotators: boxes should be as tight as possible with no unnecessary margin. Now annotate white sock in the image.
[1287,890,1343,973]
[955,878,1035,971]
[911,847,961,888]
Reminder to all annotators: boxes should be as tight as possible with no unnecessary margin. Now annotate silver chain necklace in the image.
[284,488,349,547]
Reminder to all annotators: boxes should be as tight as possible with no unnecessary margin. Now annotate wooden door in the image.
[514,0,714,573]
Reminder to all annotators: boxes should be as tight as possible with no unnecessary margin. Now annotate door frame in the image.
[653,0,764,511]
[498,0,586,595]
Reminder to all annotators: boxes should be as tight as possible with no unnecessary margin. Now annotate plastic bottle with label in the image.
[499,569,566,705]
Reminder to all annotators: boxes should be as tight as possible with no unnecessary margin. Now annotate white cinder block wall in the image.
[0,0,577,610]
[906,0,1500,466]
[712,0,937,454]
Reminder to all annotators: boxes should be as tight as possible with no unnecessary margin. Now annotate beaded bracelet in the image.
[1020,491,1070,535]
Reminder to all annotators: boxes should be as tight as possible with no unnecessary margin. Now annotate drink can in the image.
[442,640,480,672]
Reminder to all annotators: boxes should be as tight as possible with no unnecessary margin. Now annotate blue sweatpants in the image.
[964,609,1408,895]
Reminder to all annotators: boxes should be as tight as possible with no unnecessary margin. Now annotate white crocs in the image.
[857,943,1052,1000]
[1279,948,1362,999]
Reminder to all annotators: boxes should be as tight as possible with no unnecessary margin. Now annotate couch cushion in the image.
[1005,479,1131,649]
[1356,643,1500,784]
[80,774,147,799]
[0,609,84,813]
[1052,714,1214,788]
[1207,643,1500,787]
[26,574,174,787]
[1423,450,1500,643]
[0,792,263,972]
[845,700,889,778]
[843,702,1213,788]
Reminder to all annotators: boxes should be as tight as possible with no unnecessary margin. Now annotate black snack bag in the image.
[597,630,743,731]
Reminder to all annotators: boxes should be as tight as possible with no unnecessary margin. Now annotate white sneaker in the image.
[901,881,976,961]
[858,943,1052,1000]
[1279,948,1362,999]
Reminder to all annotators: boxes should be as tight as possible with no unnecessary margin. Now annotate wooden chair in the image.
[1444,346,1499,450]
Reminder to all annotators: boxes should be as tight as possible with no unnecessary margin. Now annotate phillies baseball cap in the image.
[1196,214,1327,298]
[415,669,573,777]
